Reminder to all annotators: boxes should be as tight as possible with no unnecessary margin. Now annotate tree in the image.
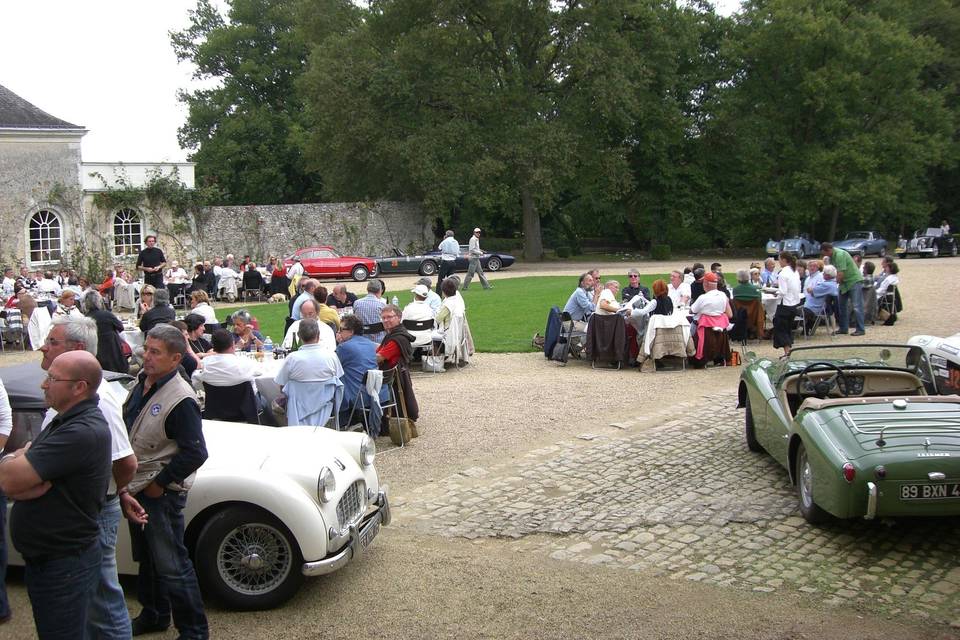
[172,0,321,205]
[300,0,661,260]
[708,0,953,242]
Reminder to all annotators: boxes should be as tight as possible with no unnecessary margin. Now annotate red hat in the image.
[703,272,719,283]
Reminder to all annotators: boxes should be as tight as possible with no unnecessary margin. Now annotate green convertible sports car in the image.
[737,344,960,523]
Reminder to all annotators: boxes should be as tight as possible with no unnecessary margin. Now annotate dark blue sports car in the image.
[372,246,515,277]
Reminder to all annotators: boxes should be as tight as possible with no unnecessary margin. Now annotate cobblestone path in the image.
[394,394,960,626]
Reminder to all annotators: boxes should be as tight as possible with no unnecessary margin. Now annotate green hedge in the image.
[651,244,671,260]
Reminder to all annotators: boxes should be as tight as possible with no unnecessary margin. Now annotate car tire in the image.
[878,246,886,258]
[931,245,940,258]
[419,261,438,276]
[351,265,370,281]
[195,505,304,610]
[744,397,763,453]
[369,263,379,278]
[487,257,502,272]
[951,243,958,257]
[796,443,829,524]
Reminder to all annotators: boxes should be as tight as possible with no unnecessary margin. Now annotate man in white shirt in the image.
[38,317,137,639]
[437,230,461,293]
[690,272,731,321]
[282,299,336,352]
[286,256,305,280]
[36,271,62,296]
[667,270,691,306]
[415,277,442,313]
[595,281,622,315]
[1,267,15,299]
[192,329,262,393]
[462,227,492,290]
[164,260,188,284]
[402,284,436,348]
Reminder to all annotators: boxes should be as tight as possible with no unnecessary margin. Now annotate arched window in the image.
[113,208,142,256]
[28,209,63,263]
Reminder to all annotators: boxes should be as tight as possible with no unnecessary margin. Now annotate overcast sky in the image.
[1,0,741,165]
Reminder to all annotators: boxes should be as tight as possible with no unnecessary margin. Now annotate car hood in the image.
[805,397,960,459]
[834,239,866,248]
[200,420,365,471]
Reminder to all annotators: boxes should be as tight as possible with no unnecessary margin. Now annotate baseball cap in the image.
[474,227,481,233]
[703,272,719,283]
[411,284,429,297]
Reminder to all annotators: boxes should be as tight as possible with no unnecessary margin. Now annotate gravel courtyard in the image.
[3,256,959,639]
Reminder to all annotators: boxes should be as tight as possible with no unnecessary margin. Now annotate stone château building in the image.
[0,83,194,274]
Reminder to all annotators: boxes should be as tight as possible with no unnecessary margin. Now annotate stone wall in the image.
[197,201,434,261]
[0,136,84,267]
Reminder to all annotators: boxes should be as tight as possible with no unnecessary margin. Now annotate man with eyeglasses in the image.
[375,305,419,425]
[622,269,650,304]
[37,317,137,639]
[0,350,112,639]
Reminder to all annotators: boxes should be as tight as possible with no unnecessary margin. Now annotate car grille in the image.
[336,480,365,526]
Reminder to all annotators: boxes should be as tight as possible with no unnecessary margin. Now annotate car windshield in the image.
[924,228,941,237]
[846,232,869,239]
[779,344,934,382]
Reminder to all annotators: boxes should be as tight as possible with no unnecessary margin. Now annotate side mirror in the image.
[745,351,757,363]
[879,348,892,362]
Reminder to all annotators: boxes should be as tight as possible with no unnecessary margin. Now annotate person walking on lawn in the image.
[462,228,492,290]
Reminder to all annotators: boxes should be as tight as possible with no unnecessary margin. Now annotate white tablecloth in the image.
[121,327,143,351]
[762,292,805,322]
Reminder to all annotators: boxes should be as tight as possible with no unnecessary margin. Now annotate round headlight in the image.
[318,466,336,503]
[360,435,376,466]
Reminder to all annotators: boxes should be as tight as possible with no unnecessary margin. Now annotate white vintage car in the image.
[1,363,390,610]
[908,333,960,395]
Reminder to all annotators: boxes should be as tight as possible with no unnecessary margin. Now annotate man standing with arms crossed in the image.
[136,235,167,289]
[462,227,492,290]
[0,350,112,639]
[121,324,209,639]
[436,230,460,294]
[38,317,138,639]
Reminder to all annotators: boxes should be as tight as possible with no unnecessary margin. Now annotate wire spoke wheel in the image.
[216,522,293,596]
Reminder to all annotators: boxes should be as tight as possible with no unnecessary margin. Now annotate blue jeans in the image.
[838,283,865,333]
[25,540,101,639]
[129,491,208,639]
[0,493,10,620]
[86,496,132,640]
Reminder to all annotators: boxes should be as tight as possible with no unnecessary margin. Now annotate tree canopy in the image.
[173,0,958,257]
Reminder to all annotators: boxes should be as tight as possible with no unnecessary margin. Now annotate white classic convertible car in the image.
[1,363,390,610]
[908,333,960,395]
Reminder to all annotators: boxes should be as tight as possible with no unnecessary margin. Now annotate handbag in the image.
[422,354,445,373]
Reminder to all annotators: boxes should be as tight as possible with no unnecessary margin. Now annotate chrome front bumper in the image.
[302,488,390,577]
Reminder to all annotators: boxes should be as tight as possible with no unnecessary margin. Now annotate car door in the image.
[456,245,470,270]
[314,248,339,278]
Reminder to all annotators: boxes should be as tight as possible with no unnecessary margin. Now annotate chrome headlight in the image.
[360,435,376,466]
[318,466,336,503]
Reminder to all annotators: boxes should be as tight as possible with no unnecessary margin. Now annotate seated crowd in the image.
[559,245,904,369]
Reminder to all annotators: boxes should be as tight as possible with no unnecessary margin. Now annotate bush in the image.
[555,246,572,258]
[651,244,671,260]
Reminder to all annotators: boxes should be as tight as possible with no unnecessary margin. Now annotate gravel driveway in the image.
[3,256,959,639]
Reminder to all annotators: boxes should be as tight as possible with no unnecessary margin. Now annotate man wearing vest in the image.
[120,324,209,639]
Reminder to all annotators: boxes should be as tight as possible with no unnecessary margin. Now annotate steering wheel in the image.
[797,362,850,399]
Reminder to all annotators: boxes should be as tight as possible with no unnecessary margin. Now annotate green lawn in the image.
[216,274,668,353]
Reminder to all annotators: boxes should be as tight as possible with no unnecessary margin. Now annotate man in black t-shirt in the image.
[136,235,166,288]
[621,268,651,303]
[326,284,358,309]
[0,351,111,638]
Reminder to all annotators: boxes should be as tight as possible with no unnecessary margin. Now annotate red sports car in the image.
[282,246,376,281]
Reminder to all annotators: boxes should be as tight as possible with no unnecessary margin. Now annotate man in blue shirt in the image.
[436,230,461,293]
[336,315,386,432]
[802,265,839,335]
[353,279,387,343]
[563,273,599,330]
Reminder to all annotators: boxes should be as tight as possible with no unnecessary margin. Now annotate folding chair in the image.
[202,381,261,424]
[877,284,897,324]
[553,311,587,365]
[347,368,399,440]
[362,321,384,342]
[242,270,266,302]
[808,305,835,338]
[586,313,625,370]
[0,312,27,352]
